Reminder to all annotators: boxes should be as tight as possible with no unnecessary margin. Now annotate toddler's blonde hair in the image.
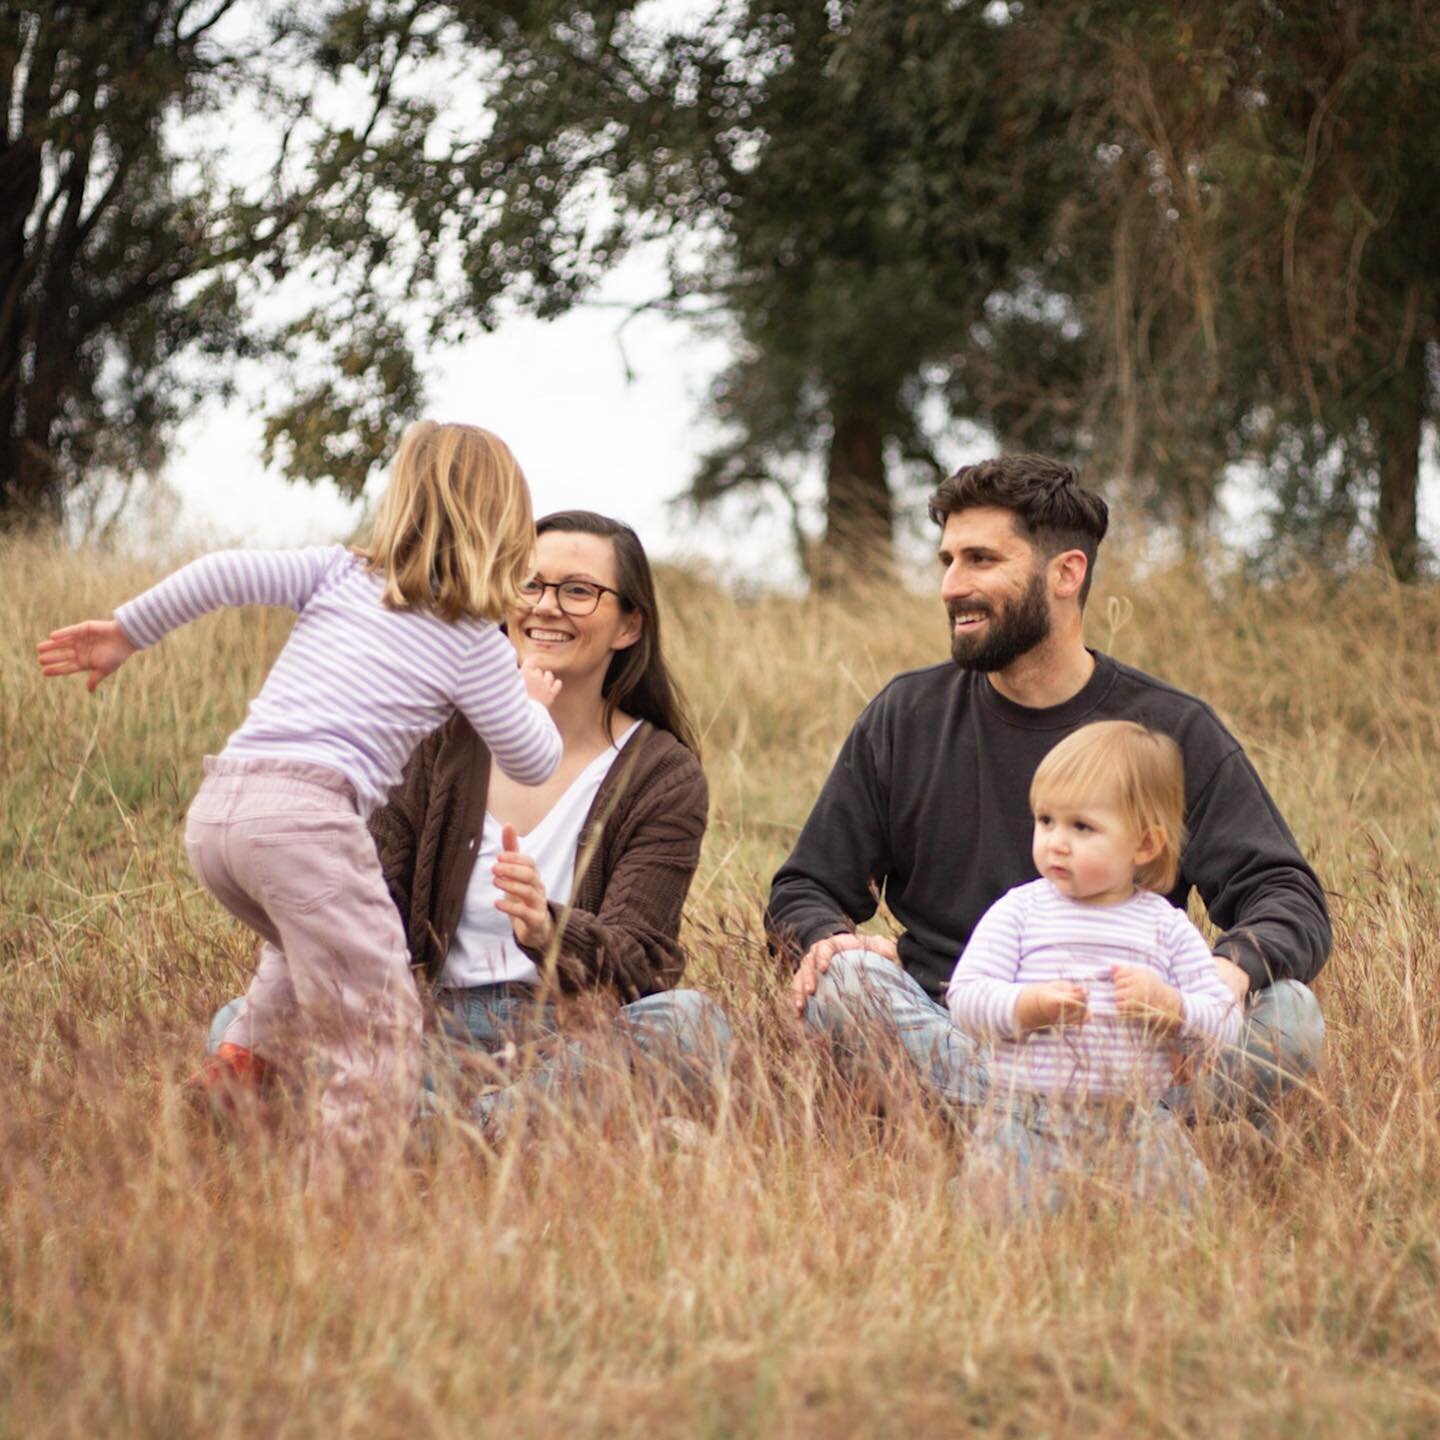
[1029,720,1186,893]
[358,421,534,621]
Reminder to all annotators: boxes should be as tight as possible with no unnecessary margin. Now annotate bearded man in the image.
[766,454,1328,1118]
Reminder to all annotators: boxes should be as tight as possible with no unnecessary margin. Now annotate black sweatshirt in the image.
[766,652,1330,1002]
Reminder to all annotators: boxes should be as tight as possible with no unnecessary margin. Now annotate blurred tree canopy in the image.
[2,0,498,525]
[422,0,1440,578]
[1020,0,1440,579]
[4,1,1436,578]
[452,0,1085,579]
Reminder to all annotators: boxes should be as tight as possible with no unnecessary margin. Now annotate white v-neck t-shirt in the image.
[439,721,641,989]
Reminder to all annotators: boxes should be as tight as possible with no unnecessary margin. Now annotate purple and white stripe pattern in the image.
[946,879,1241,1101]
[114,546,560,814]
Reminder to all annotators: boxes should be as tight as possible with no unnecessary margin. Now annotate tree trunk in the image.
[818,404,892,586]
[1374,340,1427,582]
[0,118,50,528]
[1,340,66,529]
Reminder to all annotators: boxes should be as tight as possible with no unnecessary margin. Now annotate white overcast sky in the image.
[154,0,832,584]
[162,261,770,566]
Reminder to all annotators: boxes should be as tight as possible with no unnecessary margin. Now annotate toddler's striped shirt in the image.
[946,878,1241,1100]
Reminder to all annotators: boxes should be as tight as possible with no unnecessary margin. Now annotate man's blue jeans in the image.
[803,947,1325,1122]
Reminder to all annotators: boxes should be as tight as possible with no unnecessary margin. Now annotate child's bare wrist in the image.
[1015,986,1046,1033]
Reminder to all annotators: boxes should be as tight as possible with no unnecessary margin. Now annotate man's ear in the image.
[1051,548,1089,602]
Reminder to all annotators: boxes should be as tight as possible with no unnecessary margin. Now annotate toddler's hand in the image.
[36,620,138,691]
[1112,965,1183,1030]
[1016,981,1089,1033]
[521,658,562,709]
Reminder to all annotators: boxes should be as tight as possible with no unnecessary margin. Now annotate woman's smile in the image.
[522,625,575,646]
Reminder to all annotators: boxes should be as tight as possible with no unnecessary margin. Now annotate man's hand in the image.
[1112,965,1184,1031]
[790,932,899,1016]
[494,823,556,951]
[1213,955,1251,1005]
[36,620,138,692]
[1015,981,1089,1034]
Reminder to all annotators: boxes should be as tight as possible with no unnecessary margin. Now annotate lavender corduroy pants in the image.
[186,756,422,1190]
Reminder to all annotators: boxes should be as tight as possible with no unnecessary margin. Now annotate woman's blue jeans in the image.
[209,984,735,1126]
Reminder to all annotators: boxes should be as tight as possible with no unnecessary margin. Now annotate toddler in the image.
[946,720,1242,1216]
[37,420,562,1194]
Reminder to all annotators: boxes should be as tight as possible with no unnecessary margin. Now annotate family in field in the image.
[36,425,1328,1217]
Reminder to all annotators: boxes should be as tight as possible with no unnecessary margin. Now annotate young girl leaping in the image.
[946,720,1242,1218]
[37,421,562,1194]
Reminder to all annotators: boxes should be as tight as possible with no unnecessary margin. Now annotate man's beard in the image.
[949,566,1052,672]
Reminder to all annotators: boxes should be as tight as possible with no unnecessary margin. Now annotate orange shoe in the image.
[186,1043,270,1120]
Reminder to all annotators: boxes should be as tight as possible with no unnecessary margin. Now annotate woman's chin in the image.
[518,642,572,671]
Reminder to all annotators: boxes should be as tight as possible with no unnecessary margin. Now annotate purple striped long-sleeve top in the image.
[114,546,561,814]
[946,879,1241,1101]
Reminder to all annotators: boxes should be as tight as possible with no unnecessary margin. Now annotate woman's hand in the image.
[36,620,138,691]
[493,823,556,951]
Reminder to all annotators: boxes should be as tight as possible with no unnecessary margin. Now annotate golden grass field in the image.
[3,534,1439,1438]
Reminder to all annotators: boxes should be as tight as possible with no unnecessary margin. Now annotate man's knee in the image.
[806,947,901,1029]
[1248,978,1325,1078]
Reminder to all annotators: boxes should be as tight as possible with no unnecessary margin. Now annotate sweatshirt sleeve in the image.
[368,722,444,957]
[519,750,708,1001]
[1182,748,1331,992]
[452,627,562,786]
[1164,907,1244,1050]
[765,710,892,961]
[946,889,1026,1040]
[113,547,339,648]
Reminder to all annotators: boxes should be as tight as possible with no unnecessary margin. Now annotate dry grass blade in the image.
[2,536,1439,1437]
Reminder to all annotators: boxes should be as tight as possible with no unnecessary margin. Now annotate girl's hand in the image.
[520,658,562,709]
[36,620,138,691]
[493,824,556,951]
[1016,981,1089,1033]
[1112,965,1183,1031]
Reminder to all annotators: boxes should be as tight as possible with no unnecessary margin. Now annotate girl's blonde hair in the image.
[1030,720,1186,893]
[357,421,535,621]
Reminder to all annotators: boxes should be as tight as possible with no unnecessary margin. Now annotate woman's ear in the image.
[611,610,643,652]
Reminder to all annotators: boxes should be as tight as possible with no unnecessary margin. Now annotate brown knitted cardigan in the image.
[368,715,708,1002]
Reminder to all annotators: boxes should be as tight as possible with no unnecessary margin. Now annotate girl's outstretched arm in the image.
[36,620,139,691]
[39,548,338,692]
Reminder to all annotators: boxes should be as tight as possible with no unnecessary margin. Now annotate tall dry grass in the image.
[3,534,1439,1438]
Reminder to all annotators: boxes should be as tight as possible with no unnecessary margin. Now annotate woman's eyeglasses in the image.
[518,577,621,616]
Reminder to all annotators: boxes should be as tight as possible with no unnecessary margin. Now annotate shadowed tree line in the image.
[3,1,1437,577]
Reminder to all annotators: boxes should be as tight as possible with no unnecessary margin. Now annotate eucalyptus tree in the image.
[447,0,1080,576]
[1,1,477,524]
[1014,0,1440,577]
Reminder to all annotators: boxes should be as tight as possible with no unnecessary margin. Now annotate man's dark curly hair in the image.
[927,454,1110,607]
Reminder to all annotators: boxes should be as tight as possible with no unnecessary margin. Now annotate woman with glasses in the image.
[204,511,730,1139]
